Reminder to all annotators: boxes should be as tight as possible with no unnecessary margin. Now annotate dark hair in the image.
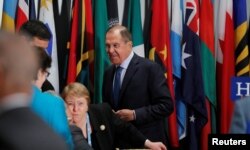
[106,25,132,42]
[19,20,51,40]
[35,47,52,72]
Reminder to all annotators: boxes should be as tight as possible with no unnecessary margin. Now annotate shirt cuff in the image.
[133,110,136,120]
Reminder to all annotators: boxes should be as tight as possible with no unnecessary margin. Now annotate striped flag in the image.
[171,0,183,79]
[16,0,29,30]
[216,0,235,133]
[123,0,145,57]
[39,0,59,93]
[233,0,249,76]
[170,0,186,141]
[67,0,81,84]
[200,0,216,150]
[1,0,18,32]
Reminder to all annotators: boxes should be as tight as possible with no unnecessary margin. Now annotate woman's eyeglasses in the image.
[45,70,50,77]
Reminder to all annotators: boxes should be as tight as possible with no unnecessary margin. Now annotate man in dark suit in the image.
[0,32,68,150]
[103,25,173,147]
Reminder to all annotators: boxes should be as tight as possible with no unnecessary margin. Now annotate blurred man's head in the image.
[33,47,52,89]
[0,32,38,97]
[19,20,51,49]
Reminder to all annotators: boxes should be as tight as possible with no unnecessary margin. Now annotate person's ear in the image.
[127,41,133,48]
[37,68,44,80]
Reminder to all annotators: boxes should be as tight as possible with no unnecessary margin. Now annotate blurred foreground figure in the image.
[0,32,68,150]
[31,47,74,149]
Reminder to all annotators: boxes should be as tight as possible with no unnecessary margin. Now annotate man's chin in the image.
[111,60,120,65]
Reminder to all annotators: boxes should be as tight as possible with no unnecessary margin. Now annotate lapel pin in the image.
[100,125,105,131]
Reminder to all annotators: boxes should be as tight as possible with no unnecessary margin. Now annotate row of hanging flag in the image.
[0,0,250,150]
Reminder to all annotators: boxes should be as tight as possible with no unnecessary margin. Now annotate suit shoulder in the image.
[90,103,111,110]
[136,55,160,68]
[0,108,68,150]
[32,92,65,112]
[43,93,64,105]
[89,103,113,116]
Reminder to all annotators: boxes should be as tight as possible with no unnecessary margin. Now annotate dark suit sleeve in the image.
[0,108,68,150]
[102,103,146,147]
[134,63,173,125]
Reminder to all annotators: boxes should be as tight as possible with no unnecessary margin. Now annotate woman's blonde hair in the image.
[61,82,91,105]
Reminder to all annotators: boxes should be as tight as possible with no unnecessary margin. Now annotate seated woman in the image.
[62,82,167,150]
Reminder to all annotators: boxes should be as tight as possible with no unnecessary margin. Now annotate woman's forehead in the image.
[66,95,86,101]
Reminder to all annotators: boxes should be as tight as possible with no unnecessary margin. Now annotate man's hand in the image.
[115,109,135,121]
[144,139,167,150]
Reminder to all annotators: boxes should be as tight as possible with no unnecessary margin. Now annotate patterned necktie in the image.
[113,66,123,108]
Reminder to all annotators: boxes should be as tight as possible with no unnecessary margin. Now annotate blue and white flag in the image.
[39,0,59,93]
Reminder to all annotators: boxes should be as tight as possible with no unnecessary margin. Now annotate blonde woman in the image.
[62,82,167,150]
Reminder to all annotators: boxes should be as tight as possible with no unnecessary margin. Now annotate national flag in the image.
[233,0,249,76]
[143,0,152,58]
[0,0,4,28]
[29,0,37,20]
[216,0,235,134]
[93,0,110,103]
[16,0,29,30]
[170,0,186,141]
[53,0,71,92]
[182,0,207,149]
[1,0,18,32]
[200,0,216,150]
[66,0,94,98]
[106,0,119,26]
[249,19,250,49]
[76,0,94,97]
[150,0,179,148]
[171,0,183,79]
[39,0,59,93]
[67,0,81,84]
[122,0,144,57]
[249,19,250,54]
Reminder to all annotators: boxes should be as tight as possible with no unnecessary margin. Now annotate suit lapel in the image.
[119,55,139,102]
[88,108,108,150]
[106,66,116,106]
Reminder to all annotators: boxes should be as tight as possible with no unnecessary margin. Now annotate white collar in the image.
[119,51,134,69]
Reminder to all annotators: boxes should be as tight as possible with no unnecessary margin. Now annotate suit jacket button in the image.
[100,125,105,131]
